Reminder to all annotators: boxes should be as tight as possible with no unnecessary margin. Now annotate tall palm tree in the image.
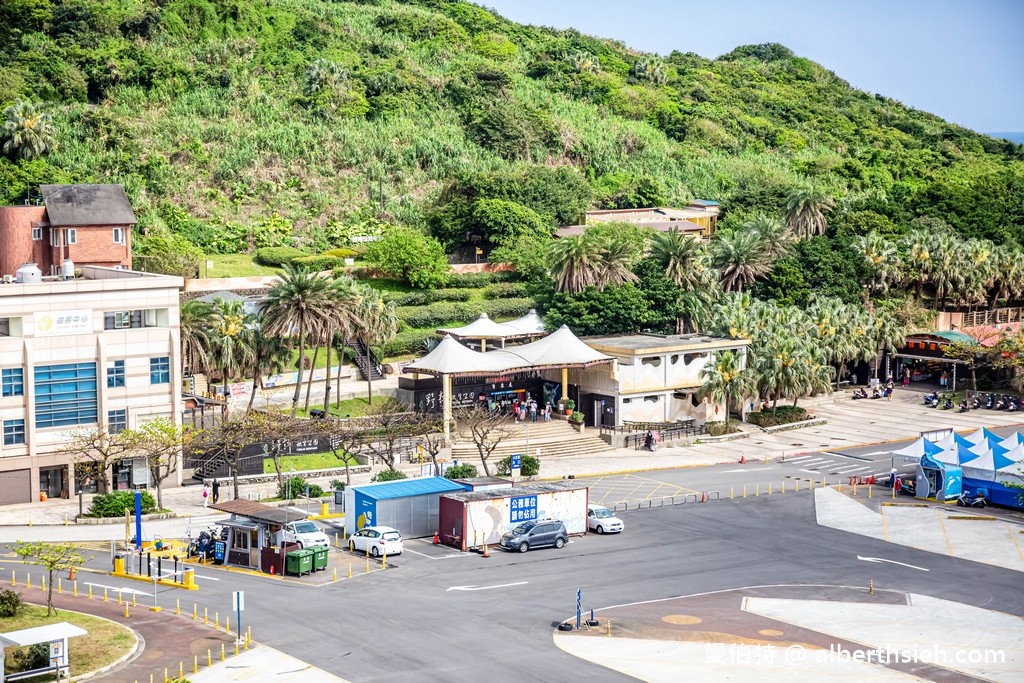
[548,234,602,294]
[319,276,362,413]
[594,233,639,290]
[632,58,667,85]
[354,285,399,405]
[698,350,753,423]
[710,230,771,292]
[872,311,906,380]
[853,231,901,301]
[744,214,793,260]
[210,298,254,400]
[262,265,336,415]
[567,52,600,74]
[784,187,835,238]
[179,300,215,378]
[2,99,56,160]
[795,344,834,407]
[243,323,292,411]
[924,233,960,310]
[990,247,1024,310]
[649,228,708,289]
[899,229,932,303]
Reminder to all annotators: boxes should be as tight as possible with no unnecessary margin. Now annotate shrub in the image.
[330,479,347,491]
[444,463,479,479]
[387,291,432,306]
[255,246,307,267]
[449,271,515,288]
[0,587,23,617]
[495,455,540,477]
[88,490,157,517]
[747,406,809,427]
[705,420,741,436]
[292,254,344,272]
[371,469,408,482]
[365,227,450,289]
[431,288,473,302]
[378,329,438,358]
[395,298,533,329]
[482,282,527,299]
[286,476,324,499]
[569,411,584,424]
[323,248,357,259]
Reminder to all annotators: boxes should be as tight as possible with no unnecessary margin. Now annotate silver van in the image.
[500,519,568,553]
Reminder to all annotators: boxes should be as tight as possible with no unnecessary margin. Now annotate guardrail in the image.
[609,491,714,512]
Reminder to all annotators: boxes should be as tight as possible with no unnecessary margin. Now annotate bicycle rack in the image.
[661,496,675,507]
[639,499,652,510]
[705,491,721,501]
[682,493,699,504]
[613,502,628,513]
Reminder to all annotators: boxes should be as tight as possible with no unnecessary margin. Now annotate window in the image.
[150,357,170,384]
[113,228,125,245]
[2,368,24,397]
[31,227,42,241]
[49,228,77,247]
[67,228,77,245]
[108,409,127,434]
[3,419,25,445]
[104,310,164,330]
[107,360,125,388]
[0,318,23,337]
[34,363,98,428]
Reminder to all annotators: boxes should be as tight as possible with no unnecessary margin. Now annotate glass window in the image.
[31,227,42,241]
[108,409,127,434]
[113,228,125,244]
[2,368,24,396]
[3,419,25,445]
[68,228,77,244]
[107,360,125,388]
[104,310,162,330]
[34,363,98,428]
[150,357,170,384]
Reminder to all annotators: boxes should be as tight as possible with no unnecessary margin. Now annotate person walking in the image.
[903,368,909,387]
[202,483,210,507]
[894,477,903,495]
[889,467,897,489]
[529,401,537,422]
[212,479,220,504]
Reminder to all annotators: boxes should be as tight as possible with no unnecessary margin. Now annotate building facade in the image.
[0,266,183,505]
[0,184,135,278]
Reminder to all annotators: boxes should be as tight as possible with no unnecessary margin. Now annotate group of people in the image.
[850,372,897,401]
[511,396,551,423]
[201,479,220,507]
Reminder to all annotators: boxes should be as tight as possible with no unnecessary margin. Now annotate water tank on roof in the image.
[62,259,75,280]
[16,263,42,284]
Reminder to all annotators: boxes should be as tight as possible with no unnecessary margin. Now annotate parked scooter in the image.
[958,401,969,413]
[189,525,226,560]
[956,492,987,508]
[923,391,940,406]
[940,396,954,410]
[852,387,869,400]
[985,393,995,409]
[898,478,916,496]
[970,396,981,410]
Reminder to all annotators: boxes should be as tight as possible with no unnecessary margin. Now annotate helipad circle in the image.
[661,614,702,625]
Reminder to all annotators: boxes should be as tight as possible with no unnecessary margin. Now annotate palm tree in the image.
[354,285,399,405]
[755,333,806,413]
[784,187,835,238]
[632,58,667,85]
[899,229,932,302]
[649,228,708,289]
[548,234,602,295]
[853,231,901,301]
[314,276,360,413]
[210,298,254,400]
[744,214,793,260]
[990,246,1024,310]
[925,233,960,310]
[710,230,771,292]
[243,324,292,411]
[567,52,600,74]
[594,233,639,290]
[262,265,336,416]
[180,300,215,378]
[795,344,834,407]
[2,99,56,160]
[698,350,753,424]
[872,311,906,380]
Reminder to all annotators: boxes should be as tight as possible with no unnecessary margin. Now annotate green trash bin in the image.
[285,549,314,576]
[312,546,329,571]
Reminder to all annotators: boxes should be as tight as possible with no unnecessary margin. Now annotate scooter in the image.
[970,397,981,410]
[852,388,869,400]
[956,492,987,508]
[189,526,226,561]
[898,479,916,496]
[940,396,954,410]
[958,401,969,413]
[985,393,995,409]
[923,391,940,406]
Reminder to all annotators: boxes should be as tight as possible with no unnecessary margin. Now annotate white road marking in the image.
[784,456,814,462]
[83,582,152,596]
[447,581,529,592]
[856,555,929,571]
[192,573,220,581]
[721,469,755,473]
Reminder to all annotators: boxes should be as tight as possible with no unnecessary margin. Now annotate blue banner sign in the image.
[510,495,538,523]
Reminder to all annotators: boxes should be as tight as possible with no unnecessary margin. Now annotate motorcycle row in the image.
[921,391,1021,414]
[896,477,988,507]
[187,525,227,561]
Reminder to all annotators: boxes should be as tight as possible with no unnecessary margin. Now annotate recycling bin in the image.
[312,546,329,571]
[285,549,314,576]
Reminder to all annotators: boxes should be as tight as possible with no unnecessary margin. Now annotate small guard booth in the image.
[0,622,86,681]
[209,499,310,573]
[916,451,963,501]
[343,477,465,539]
[437,481,589,551]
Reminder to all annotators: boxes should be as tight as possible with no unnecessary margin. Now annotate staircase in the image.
[349,338,385,382]
[451,419,614,462]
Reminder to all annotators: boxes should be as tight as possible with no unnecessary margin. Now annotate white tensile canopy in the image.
[997,432,1024,451]
[403,335,513,376]
[964,427,1001,448]
[503,309,546,335]
[892,437,941,458]
[506,325,612,369]
[962,445,1019,481]
[437,313,519,340]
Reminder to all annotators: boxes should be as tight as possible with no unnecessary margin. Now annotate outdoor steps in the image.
[451,420,614,461]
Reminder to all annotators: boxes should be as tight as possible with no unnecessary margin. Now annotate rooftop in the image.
[0,265,183,295]
[556,220,704,238]
[440,480,588,503]
[209,499,308,525]
[41,184,137,226]
[352,476,465,500]
[583,332,750,355]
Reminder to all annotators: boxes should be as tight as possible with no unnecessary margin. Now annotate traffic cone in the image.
[739,455,746,464]
[432,530,440,545]
[68,567,76,581]
[482,542,490,558]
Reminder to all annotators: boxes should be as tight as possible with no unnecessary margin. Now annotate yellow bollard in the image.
[343,527,347,540]
[348,563,352,579]
[869,579,874,594]
[104,587,108,602]
[194,655,198,674]
[765,454,769,465]
[221,643,226,662]
[204,607,208,625]
[869,486,873,499]
[164,668,167,683]
[26,574,30,589]
[73,581,78,597]
[207,650,212,667]
[755,484,759,497]
[10,570,14,586]
[118,590,123,606]
[838,482,842,493]
[28,513,31,527]
[768,483,772,495]
[782,481,786,493]
[382,546,387,570]
[333,567,338,582]
[235,641,239,656]
[125,604,130,618]
[64,513,68,526]
[796,479,800,492]
[215,612,220,630]
[606,618,611,636]
[176,599,181,616]
[730,487,734,499]
[742,485,747,498]
[226,616,231,635]
[335,533,339,548]
[58,578,62,594]
[247,626,251,647]
[366,557,370,574]
[89,585,93,600]
[132,592,136,607]
[854,483,857,496]
[193,604,197,620]
[892,486,896,499]
[41,576,45,593]
[821,479,827,489]
[179,661,184,680]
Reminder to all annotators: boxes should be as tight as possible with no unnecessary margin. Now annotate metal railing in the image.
[627,423,707,450]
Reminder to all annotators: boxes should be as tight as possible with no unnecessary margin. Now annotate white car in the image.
[349,526,404,557]
[587,504,624,534]
[282,520,330,549]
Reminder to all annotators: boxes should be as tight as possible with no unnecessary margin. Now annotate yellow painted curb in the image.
[111,570,199,591]
[947,515,997,521]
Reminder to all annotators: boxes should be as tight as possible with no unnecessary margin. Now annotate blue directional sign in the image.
[511,454,522,470]
[510,495,537,523]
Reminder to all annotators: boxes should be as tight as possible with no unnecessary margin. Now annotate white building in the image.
[0,265,183,504]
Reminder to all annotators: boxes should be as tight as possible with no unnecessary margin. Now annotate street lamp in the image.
[78,487,83,521]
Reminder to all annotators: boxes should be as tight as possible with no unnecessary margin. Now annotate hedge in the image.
[255,246,307,266]
[88,490,157,517]
[323,248,357,259]
[396,298,533,329]
[495,454,540,476]
[482,282,527,299]
[378,329,438,357]
[747,405,809,427]
[448,271,516,288]
[292,254,344,272]
[386,288,474,306]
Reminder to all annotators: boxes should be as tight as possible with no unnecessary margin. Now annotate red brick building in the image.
[0,184,135,278]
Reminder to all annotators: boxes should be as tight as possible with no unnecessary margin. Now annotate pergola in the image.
[436,309,546,351]
[404,325,614,442]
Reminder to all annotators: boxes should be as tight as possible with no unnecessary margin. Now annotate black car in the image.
[500,519,568,553]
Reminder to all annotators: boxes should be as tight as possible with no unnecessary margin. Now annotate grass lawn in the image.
[295,397,374,418]
[264,451,357,473]
[205,253,282,278]
[2,603,135,678]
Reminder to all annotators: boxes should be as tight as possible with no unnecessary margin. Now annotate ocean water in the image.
[987,132,1024,144]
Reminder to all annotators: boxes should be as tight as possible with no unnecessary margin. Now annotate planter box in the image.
[695,432,750,444]
[569,422,585,434]
[759,418,827,434]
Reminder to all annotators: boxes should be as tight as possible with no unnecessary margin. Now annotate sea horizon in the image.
[986,131,1024,144]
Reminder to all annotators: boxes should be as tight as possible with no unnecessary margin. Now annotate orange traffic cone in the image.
[68,567,76,581]
[739,455,746,464]
[482,542,490,558]
[432,530,440,545]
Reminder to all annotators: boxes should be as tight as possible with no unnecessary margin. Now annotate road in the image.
[8,490,1022,682]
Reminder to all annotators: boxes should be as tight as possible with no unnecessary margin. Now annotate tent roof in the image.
[503,309,546,335]
[437,313,519,339]
[505,325,612,369]
[353,476,464,501]
[891,437,943,458]
[0,622,87,647]
[964,427,1001,447]
[404,335,513,376]
[209,499,308,525]
[997,432,1024,451]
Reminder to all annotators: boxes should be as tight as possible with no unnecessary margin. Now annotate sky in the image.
[480,0,1024,134]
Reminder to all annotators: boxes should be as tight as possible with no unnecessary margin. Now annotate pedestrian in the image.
[886,371,893,384]
[903,368,909,387]
[544,403,552,422]
[887,387,893,401]
[202,483,209,507]
[513,399,520,422]
[889,467,897,489]
[894,477,903,495]
[851,372,858,387]
[212,479,220,504]
[529,401,537,422]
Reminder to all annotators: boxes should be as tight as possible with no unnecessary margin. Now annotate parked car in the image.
[587,504,624,534]
[500,519,568,553]
[349,526,404,557]
[282,520,329,549]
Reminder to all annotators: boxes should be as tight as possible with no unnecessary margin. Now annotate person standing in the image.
[894,477,903,495]
[544,403,552,422]
[202,483,210,507]
[529,401,537,422]
[903,368,909,387]
[889,468,897,489]
[212,479,220,504]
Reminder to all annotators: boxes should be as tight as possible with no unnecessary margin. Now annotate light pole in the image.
[77,487,83,520]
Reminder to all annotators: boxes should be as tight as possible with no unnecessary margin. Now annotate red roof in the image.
[960,323,1021,347]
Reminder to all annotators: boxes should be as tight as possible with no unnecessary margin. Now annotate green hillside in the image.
[2,0,1022,254]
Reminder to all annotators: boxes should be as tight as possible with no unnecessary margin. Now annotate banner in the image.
[34,310,93,336]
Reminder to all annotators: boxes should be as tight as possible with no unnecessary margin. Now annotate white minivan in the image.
[282,520,330,549]
[587,504,624,534]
